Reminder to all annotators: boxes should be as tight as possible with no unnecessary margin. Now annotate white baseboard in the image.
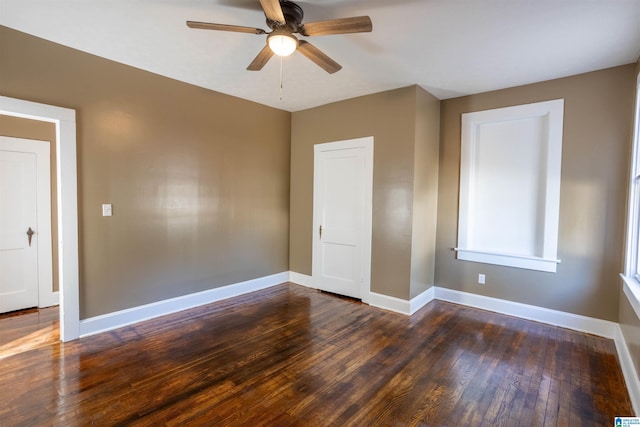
[368,288,435,315]
[287,272,435,315]
[367,292,412,315]
[434,287,619,339]
[79,271,289,337]
[410,287,435,315]
[39,290,59,308]
[615,325,640,415]
[287,278,619,339]
[288,271,315,289]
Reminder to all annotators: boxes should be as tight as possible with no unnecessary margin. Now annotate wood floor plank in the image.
[0,283,633,425]
[516,322,549,427]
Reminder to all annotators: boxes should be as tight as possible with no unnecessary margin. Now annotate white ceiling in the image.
[2,0,640,112]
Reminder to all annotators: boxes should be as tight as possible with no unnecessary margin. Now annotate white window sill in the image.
[455,248,560,273]
[621,274,640,321]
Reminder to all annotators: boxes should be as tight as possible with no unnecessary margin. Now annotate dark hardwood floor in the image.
[0,283,633,426]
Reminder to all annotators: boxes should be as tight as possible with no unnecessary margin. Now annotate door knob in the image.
[26,227,34,247]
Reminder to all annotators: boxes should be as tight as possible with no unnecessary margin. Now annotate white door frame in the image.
[312,136,374,303]
[0,137,56,309]
[0,96,80,342]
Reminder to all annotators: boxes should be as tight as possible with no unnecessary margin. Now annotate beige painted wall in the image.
[2,23,633,324]
[290,85,440,300]
[436,65,636,321]
[0,115,59,292]
[410,88,441,299]
[0,26,291,319]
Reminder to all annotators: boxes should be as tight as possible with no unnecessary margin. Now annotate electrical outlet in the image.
[478,274,486,285]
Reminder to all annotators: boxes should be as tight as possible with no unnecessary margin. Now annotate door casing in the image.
[0,96,79,342]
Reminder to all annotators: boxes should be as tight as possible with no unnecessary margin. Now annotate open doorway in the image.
[0,96,79,341]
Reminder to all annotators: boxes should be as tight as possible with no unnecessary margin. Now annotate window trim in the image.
[456,99,564,272]
[622,71,640,321]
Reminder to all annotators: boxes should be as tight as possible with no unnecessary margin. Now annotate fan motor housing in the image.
[267,1,304,32]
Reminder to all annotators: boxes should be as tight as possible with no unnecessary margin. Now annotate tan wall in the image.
[0,115,59,292]
[436,65,636,321]
[290,85,439,300]
[410,88,440,298]
[0,26,291,319]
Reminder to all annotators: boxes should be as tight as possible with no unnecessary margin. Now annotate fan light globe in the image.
[268,32,297,56]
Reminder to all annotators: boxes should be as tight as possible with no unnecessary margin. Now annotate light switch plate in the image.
[102,204,113,217]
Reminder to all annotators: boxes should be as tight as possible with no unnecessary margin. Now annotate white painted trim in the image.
[80,272,288,337]
[434,287,618,338]
[314,137,373,152]
[457,99,564,272]
[289,277,621,339]
[454,248,561,272]
[367,287,435,316]
[0,96,79,341]
[623,73,640,277]
[288,271,315,289]
[367,292,412,315]
[616,71,640,414]
[615,325,640,415]
[287,272,435,315]
[0,97,75,122]
[409,287,435,315]
[622,275,640,321]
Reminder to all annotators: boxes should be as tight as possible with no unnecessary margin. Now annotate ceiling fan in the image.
[186,0,372,74]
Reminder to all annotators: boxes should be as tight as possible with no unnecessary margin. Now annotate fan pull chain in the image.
[279,54,284,100]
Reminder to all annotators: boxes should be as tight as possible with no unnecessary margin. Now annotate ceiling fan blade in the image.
[247,45,275,71]
[297,41,342,74]
[259,0,285,24]
[187,21,266,34]
[299,16,372,37]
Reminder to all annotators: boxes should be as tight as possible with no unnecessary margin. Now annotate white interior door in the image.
[312,137,373,300]
[0,137,52,313]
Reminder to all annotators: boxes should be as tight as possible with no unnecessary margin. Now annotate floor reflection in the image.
[0,285,632,425]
